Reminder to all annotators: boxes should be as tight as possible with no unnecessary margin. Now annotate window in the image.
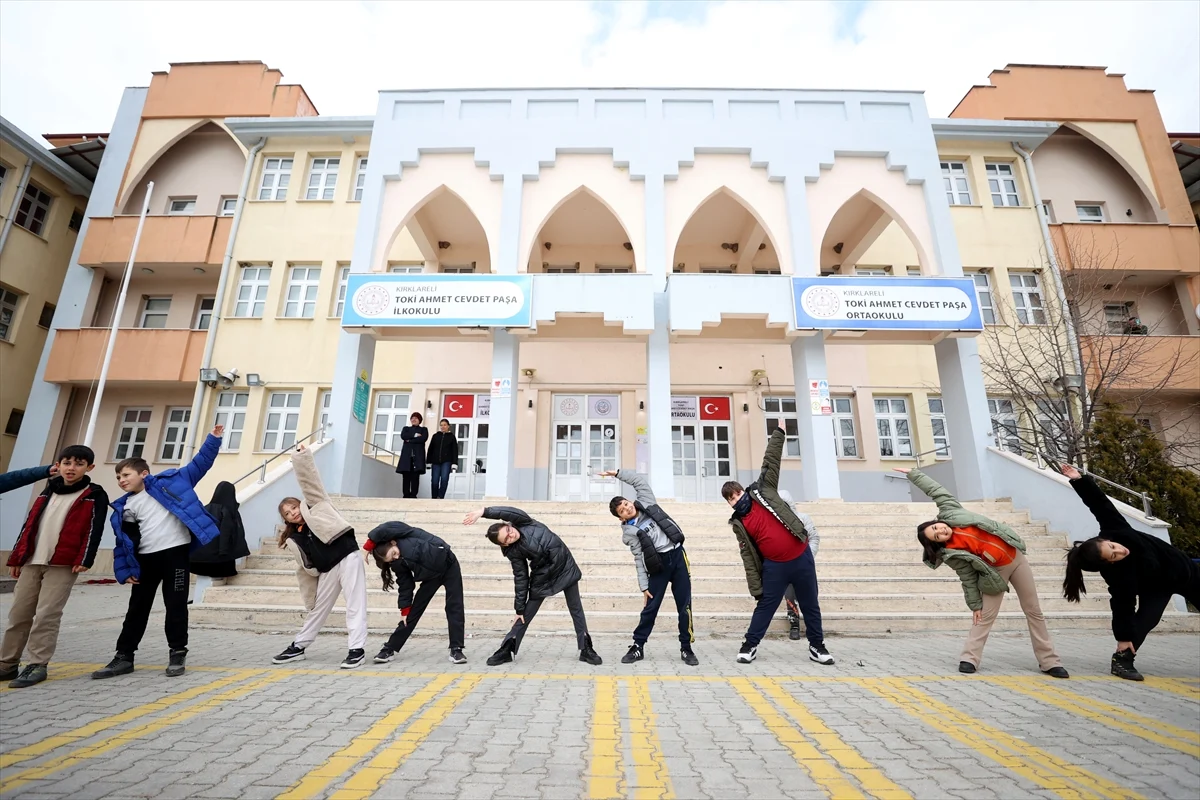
[159,407,191,462]
[388,264,423,274]
[442,265,475,274]
[114,408,152,460]
[318,390,332,433]
[941,161,972,205]
[14,183,52,235]
[168,198,196,215]
[1033,399,1068,460]
[928,396,950,458]
[545,265,579,274]
[257,157,292,201]
[985,163,1021,207]
[0,164,7,193]
[371,393,412,452]
[139,297,171,329]
[1075,204,1105,223]
[194,297,215,330]
[906,268,922,276]
[37,302,55,329]
[1040,202,1057,224]
[233,266,271,318]
[333,266,350,317]
[262,391,302,451]
[283,266,321,318]
[68,209,84,232]
[988,398,1021,453]
[0,289,18,341]
[219,197,238,216]
[597,266,631,273]
[754,268,782,275]
[305,157,340,200]
[213,391,249,450]
[701,266,735,274]
[1134,416,1155,432]
[969,271,995,324]
[353,157,368,202]
[855,268,888,276]
[4,409,23,437]
[1009,273,1046,324]
[874,397,913,458]
[831,396,857,458]
[762,397,800,458]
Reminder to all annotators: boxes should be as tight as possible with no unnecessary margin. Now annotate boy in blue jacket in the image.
[92,425,223,680]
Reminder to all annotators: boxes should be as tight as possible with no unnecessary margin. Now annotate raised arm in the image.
[905,468,963,516]
[0,464,52,494]
[615,469,656,506]
[759,428,785,491]
[1070,475,1132,533]
[181,428,223,487]
[482,506,534,527]
[291,443,329,509]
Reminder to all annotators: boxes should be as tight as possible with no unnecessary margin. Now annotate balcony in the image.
[668,274,797,340]
[1050,223,1200,276]
[517,273,656,338]
[1082,334,1199,394]
[79,215,231,275]
[44,328,207,385]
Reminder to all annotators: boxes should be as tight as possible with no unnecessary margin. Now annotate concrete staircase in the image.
[190,497,1199,638]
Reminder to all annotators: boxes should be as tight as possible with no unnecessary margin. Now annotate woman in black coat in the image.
[426,419,458,500]
[463,505,602,667]
[191,481,251,578]
[1062,464,1200,681]
[396,412,428,498]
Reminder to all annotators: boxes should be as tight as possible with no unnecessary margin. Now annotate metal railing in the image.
[1083,470,1156,520]
[232,424,328,486]
[364,440,402,469]
[882,446,951,480]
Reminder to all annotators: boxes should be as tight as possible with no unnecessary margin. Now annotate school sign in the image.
[341,274,533,328]
[791,276,983,332]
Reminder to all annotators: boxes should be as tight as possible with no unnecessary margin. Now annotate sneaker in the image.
[272,643,306,665]
[789,619,802,641]
[621,644,644,664]
[737,643,757,664]
[680,647,699,667]
[1111,650,1144,682]
[8,664,47,688]
[0,664,18,682]
[92,653,134,679]
[341,649,366,670]
[165,649,187,677]
[579,634,603,666]
[449,648,467,665]
[808,643,835,666]
[374,647,395,664]
[1042,666,1070,679]
[958,661,977,674]
[486,642,515,666]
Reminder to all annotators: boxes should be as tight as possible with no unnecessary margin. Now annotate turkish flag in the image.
[699,397,731,420]
[443,394,474,418]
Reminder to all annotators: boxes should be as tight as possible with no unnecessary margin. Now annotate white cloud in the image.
[1,0,1196,142]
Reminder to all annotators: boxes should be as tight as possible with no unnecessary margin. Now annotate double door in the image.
[671,396,735,502]
[442,394,490,500]
[551,394,619,501]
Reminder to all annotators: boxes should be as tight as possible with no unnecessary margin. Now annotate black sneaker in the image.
[92,653,134,679]
[579,635,603,666]
[621,644,644,664]
[272,643,306,665]
[341,649,366,670]
[165,649,187,677]
[374,647,395,664]
[809,643,835,666]
[680,648,699,666]
[8,664,47,688]
[1111,650,1144,681]
[0,664,18,682]
[789,619,802,641]
[959,661,977,674]
[1042,666,1070,679]
[737,642,757,663]
[487,642,515,666]
[449,648,467,665]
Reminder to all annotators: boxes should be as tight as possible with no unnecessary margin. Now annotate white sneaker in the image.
[809,643,835,665]
[737,644,757,663]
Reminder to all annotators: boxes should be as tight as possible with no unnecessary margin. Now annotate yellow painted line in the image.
[0,662,95,691]
[589,676,624,800]
[625,678,674,800]
[729,677,866,799]
[756,678,911,800]
[859,678,1143,800]
[276,674,457,800]
[0,671,285,793]
[331,675,482,799]
[991,678,1200,758]
[0,669,261,769]
[1142,676,1200,701]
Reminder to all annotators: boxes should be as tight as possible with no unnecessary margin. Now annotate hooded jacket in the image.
[291,445,352,544]
[484,506,582,615]
[365,521,455,613]
[8,476,108,569]
[190,481,251,576]
[614,469,685,592]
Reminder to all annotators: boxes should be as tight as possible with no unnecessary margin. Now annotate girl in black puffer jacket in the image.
[463,505,602,667]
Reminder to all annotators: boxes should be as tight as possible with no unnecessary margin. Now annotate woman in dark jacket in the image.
[191,481,250,579]
[426,419,458,500]
[463,505,602,667]
[1061,464,1200,681]
[396,413,428,499]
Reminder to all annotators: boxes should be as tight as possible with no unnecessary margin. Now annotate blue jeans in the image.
[429,462,452,499]
[631,546,693,646]
[744,548,823,648]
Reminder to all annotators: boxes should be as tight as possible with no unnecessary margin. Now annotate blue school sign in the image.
[341,274,534,328]
[791,276,983,332]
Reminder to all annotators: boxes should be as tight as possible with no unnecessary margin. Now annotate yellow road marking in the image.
[0,671,285,794]
[0,670,260,769]
[859,678,1143,800]
[331,675,482,799]
[729,677,866,799]
[276,674,457,800]
[625,678,674,800]
[756,678,911,800]
[589,676,623,799]
[1142,676,1200,700]
[991,678,1200,758]
[0,662,95,691]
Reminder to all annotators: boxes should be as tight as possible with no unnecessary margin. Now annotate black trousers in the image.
[401,472,421,498]
[745,548,824,648]
[502,581,588,653]
[631,546,693,646]
[116,544,190,655]
[385,558,465,651]
[1130,561,1200,651]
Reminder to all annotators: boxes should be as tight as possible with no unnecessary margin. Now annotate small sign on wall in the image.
[352,370,370,424]
[809,379,831,416]
[491,377,512,398]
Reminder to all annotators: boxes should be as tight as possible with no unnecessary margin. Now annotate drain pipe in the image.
[0,159,33,258]
[181,138,266,461]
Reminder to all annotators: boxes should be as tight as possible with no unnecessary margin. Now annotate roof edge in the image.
[0,116,94,196]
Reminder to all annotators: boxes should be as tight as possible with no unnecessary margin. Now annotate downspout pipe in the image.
[0,159,33,258]
[181,137,266,460]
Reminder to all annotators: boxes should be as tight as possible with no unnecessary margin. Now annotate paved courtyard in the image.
[1,585,1198,800]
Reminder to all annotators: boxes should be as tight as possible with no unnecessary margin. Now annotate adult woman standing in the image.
[396,412,428,499]
[426,419,458,500]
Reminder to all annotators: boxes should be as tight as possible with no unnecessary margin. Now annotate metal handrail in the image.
[364,440,402,468]
[1084,470,1156,520]
[232,424,328,486]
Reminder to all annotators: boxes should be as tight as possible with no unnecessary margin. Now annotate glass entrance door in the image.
[672,424,699,502]
[670,395,736,501]
[700,423,733,501]
[551,394,620,501]
[442,394,489,500]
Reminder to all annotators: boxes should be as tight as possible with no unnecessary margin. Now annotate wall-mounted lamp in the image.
[758,243,766,251]
[743,403,749,413]
[199,368,220,386]
[639,401,644,410]
[1125,209,1133,217]
[246,373,267,387]
[720,242,739,253]
[527,399,533,409]
[426,400,433,409]
[438,241,451,249]
[141,267,155,275]
[623,242,632,251]
[832,242,844,254]
[544,242,552,250]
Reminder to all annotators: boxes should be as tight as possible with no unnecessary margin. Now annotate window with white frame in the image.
[219,196,237,216]
[545,265,579,273]
[114,408,152,460]
[14,183,52,235]
[333,265,350,317]
[1040,201,1057,224]
[987,397,1021,452]
[940,161,972,205]
[442,265,475,274]
[139,297,171,329]
[831,396,858,458]
[353,157,368,202]
[168,198,196,215]
[371,393,412,453]
[1075,203,1105,223]
[282,266,321,318]
[305,157,340,200]
[233,265,270,318]
[985,163,1022,207]
[159,407,191,462]
[874,397,913,458]
[388,264,423,273]
[318,389,332,434]
[213,391,249,451]
[597,266,631,273]
[928,396,950,458]
[855,268,888,276]
[0,288,20,341]
[262,391,302,451]
[701,266,735,274]
[257,157,292,201]
[194,296,215,330]
[0,164,7,193]
[753,268,782,275]
[906,268,922,276]
[762,397,800,458]
[1009,273,1047,324]
[969,271,996,324]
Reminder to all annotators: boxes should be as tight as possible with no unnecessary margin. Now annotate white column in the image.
[326,334,376,495]
[790,336,841,499]
[646,293,674,499]
[934,337,995,501]
[484,330,520,499]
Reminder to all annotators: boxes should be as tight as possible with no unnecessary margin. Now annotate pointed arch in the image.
[116,119,247,214]
[670,186,784,273]
[520,185,638,273]
[1050,123,1164,222]
[818,188,930,273]
[378,184,492,273]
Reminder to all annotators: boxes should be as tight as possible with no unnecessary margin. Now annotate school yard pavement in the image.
[1,584,1198,800]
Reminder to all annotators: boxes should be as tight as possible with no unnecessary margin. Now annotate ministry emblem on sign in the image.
[595,399,612,415]
[802,286,840,319]
[559,398,580,416]
[354,285,392,317]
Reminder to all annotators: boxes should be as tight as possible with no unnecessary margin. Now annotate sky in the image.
[1,0,1197,143]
